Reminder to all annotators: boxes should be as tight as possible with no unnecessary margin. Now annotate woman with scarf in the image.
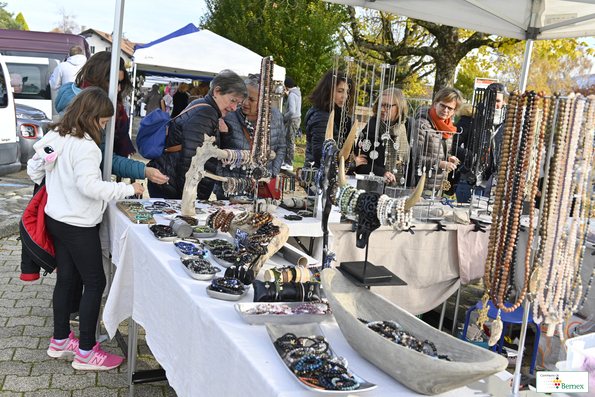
[355,87,415,186]
[413,87,463,194]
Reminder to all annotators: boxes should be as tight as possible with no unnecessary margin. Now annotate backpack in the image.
[136,103,209,160]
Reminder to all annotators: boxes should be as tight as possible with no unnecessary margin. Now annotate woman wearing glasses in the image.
[148,69,248,199]
[413,87,463,194]
[355,88,414,185]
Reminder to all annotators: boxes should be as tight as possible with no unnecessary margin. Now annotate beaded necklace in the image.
[251,57,274,169]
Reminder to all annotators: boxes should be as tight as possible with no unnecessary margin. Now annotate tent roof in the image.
[326,0,595,40]
[133,27,286,81]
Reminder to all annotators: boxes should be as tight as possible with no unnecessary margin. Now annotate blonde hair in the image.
[372,87,408,124]
[178,83,189,93]
[433,87,463,112]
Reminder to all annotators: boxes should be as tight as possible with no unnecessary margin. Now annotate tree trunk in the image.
[433,57,458,99]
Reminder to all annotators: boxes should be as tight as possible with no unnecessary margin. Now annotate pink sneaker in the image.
[47,331,79,358]
[72,342,123,371]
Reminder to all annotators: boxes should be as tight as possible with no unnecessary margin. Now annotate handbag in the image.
[136,103,209,159]
[252,280,321,302]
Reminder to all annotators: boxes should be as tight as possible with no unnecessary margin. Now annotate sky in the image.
[6,0,208,44]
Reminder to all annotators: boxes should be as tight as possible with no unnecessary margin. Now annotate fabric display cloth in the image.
[101,199,507,397]
[329,222,490,315]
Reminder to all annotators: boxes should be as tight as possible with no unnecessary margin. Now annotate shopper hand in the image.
[145,167,169,185]
[218,119,228,133]
[448,156,459,164]
[383,171,396,183]
[131,183,145,195]
[440,161,457,172]
[354,154,368,167]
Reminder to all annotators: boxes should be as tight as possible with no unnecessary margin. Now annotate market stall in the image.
[101,200,510,397]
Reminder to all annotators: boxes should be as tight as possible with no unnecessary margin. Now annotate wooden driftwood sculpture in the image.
[180,136,275,216]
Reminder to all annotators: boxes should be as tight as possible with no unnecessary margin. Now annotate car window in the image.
[6,63,50,100]
[0,66,7,108]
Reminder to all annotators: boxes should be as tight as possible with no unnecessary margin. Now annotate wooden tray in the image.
[116,201,156,224]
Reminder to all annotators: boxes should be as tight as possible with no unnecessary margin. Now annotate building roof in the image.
[79,28,142,57]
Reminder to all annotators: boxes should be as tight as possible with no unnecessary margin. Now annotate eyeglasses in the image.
[438,102,455,112]
[380,103,397,110]
[227,94,242,105]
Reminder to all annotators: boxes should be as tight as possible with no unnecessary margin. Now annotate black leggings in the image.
[46,215,106,350]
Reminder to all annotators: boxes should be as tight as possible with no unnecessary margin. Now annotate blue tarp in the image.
[134,23,199,51]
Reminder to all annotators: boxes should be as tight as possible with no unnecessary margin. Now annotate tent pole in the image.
[128,63,137,139]
[103,0,126,181]
[518,39,533,93]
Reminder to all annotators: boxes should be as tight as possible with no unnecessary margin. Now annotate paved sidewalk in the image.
[0,236,177,396]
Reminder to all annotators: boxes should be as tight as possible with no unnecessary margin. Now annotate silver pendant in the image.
[242,166,246,170]
[362,139,372,152]
[394,141,400,150]
[423,166,426,173]
[400,177,405,185]
[374,141,380,147]
[381,132,391,141]
[417,168,422,176]
[429,169,432,178]
[369,150,379,160]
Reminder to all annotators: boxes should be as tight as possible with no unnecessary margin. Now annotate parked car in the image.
[5,56,58,120]
[0,54,23,176]
[16,103,51,164]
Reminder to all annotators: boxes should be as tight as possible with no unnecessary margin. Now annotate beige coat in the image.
[413,107,454,192]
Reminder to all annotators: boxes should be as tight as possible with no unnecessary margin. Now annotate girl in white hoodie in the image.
[28,87,144,371]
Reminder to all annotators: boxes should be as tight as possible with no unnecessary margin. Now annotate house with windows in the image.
[79,28,139,68]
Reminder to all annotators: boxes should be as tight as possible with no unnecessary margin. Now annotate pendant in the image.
[362,139,372,152]
[529,268,542,294]
[488,313,503,347]
[428,169,432,178]
[417,168,422,176]
[369,150,379,160]
[374,141,380,147]
[394,141,400,151]
[400,177,405,185]
[381,132,391,141]
[423,166,426,173]
[476,294,490,329]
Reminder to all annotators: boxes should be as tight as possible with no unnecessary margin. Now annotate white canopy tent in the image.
[133,28,286,81]
[326,0,595,40]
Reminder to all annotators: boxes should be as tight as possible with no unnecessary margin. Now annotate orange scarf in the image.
[429,107,457,139]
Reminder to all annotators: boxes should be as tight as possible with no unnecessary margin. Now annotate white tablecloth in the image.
[102,201,506,397]
[329,222,490,315]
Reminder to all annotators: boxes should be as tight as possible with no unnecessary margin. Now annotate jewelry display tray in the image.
[174,244,208,259]
[192,230,218,238]
[206,285,250,301]
[179,258,220,281]
[235,302,334,325]
[211,255,235,268]
[265,322,377,393]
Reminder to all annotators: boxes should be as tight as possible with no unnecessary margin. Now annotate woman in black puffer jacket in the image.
[148,70,248,199]
[304,70,355,169]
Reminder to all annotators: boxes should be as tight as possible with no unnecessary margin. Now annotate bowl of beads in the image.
[192,226,218,238]
[209,246,240,268]
[235,302,333,325]
[206,277,250,301]
[180,257,221,281]
[203,239,235,250]
[149,224,177,242]
[173,240,209,259]
[266,322,377,393]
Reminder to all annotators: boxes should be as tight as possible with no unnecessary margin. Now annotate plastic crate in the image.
[565,332,595,370]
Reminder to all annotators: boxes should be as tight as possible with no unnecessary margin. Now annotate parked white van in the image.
[0,55,24,176]
[4,56,59,121]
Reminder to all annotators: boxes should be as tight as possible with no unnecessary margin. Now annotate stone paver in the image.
[0,235,176,396]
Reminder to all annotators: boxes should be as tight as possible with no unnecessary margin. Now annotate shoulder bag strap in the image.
[164,103,213,153]
[242,125,253,148]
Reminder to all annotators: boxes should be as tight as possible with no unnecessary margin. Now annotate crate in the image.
[565,332,595,370]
